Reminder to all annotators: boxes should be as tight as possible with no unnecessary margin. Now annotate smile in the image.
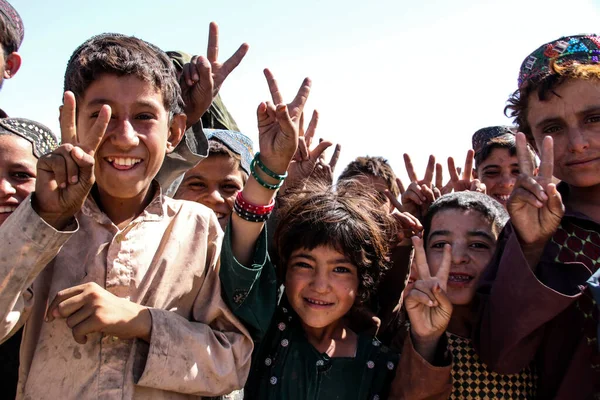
[215,212,227,219]
[566,157,600,167]
[448,273,474,285]
[304,297,334,307]
[105,157,142,170]
[493,194,510,203]
[0,206,16,213]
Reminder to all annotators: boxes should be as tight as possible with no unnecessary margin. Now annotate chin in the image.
[98,181,153,200]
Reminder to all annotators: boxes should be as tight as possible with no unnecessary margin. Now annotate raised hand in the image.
[405,236,452,360]
[257,69,311,175]
[446,149,486,194]
[46,282,151,344]
[33,92,110,230]
[385,190,423,245]
[312,143,341,186]
[180,22,249,126]
[508,133,564,267]
[281,110,333,191]
[401,154,437,218]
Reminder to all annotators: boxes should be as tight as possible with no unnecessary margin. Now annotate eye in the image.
[291,261,313,270]
[222,183,242,192]
[333,266,352,273]
[483,170,499,177]
[542,125,562,135]
[187,181,206,189]
[585,115,600,124]
[469,242,491,250]
[430,241,448,249]
[12,172,35,181]
[136,113,156,121]
[511,168,520,176]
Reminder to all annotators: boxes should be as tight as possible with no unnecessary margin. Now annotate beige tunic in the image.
[0,189,253,399]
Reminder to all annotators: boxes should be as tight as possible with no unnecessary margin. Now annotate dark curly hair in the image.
[64,33,184,116]
[274,181,397,303]
[0,12,19,56]
[505,61,600,151]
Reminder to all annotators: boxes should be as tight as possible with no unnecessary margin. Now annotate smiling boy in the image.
[476,35,600,399]
[0,33,253,399]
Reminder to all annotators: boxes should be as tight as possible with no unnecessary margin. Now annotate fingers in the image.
[462,149,474,181]
[406,285,438,308]
[411,236,432,280]
[435,163,443,189]
[318,139,327,161]
[296,137,309,161]
[385,190,403,212]
[289,77,311,117]
[546,183,565,217]
[218,43,249,85]
[448,157,460,183]
[431,282,453,314]
[80,105,111,156]
[404,153,418,182]
[329,144,341,170]
[470,179,486,194]
[310,139,333,162]
[263,68,284,105]
[516,132,535,176]
[434,244,452,291]
[304,110,319,148]
[207,22,219,62]
[60,92,77,145]
[46,286,85,322]
[515,174,548,205]
[402,182,426,205]
[275,104,296,138]
[182,62,194,87]
[423,155,435,184]
[396,177,406,195]
[538,136,554,182]
[421,184,435,205]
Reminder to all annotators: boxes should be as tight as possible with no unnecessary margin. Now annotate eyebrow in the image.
[9,162,36,170]
[533,105,600,129]
[85,98,161,109]
[184,174,243,183]
[428,229,495,242]
[291,253,352,265]
[482,163,519,171]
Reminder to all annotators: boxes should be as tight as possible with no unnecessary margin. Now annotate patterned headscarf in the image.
[0,118,58,158]
[205,129,254,175]
[472,126,516,155]
[518,34,600,88]
[0,0,24,50]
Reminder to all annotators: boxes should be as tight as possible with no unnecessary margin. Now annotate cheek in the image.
[15,181,35,199]
[174,187,199,202]
[223,192,238,210]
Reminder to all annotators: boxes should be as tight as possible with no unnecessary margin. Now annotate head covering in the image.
[205,129,253,175]
[0,0,24,50]
[0,118,58,158]
[518,34,600,88]
[472,126,516,155]
[166,50,191,73]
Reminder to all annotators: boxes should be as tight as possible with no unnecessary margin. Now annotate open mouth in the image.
[448,273,474,285]
[0,206,17,213]
[304,297,334,307]
[105,157,142,171]
[492,194,510,204]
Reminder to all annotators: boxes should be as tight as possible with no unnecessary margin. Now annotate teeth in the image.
[306,298,331,306]
[448,274,472,282]
[107,157,142,166]
[0,206,16,213]
[495,195,510,202]
[215,212,226,219]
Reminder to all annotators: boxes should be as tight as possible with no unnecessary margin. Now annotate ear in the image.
[3,52,21,80]
[166,113,187,153]
[472,168,479,179]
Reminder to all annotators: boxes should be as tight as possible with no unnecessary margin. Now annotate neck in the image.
[447,304,474,338]
[566,183,600,223]
[93,185,155,230]
[301,319,356,357]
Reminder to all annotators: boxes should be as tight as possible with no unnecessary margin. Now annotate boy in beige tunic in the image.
[0,31,253,399]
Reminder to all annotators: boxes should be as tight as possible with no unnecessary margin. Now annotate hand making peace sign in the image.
[445,149,486,194]
[401,154,438,218]
[33,92,111,229]
[508,133,564,267]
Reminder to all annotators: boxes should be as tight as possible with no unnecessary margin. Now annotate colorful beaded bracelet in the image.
[251,158,284,190]
[254,152,288,180]
[233,201,271,223]
[236,191,275,215]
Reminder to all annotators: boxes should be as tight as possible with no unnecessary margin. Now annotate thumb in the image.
[275,104,296,137]
[310,140,333,161]
[546,183,565,217]
[432,283,453,315]
[70,146,96,187]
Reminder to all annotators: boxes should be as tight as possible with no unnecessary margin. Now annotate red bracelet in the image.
[236,191,275,215]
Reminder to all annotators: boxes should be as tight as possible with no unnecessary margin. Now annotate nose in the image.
[0,178,16,198]
[310,270,331,294]
[110,119,139,149]
[451,243,469,265]
[497,172,515,189]
[203,189,225,206]
[567,127,590,153]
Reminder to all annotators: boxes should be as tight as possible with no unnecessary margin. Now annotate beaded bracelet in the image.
[251,158,284,190]
[233,201,271,223]
[236,191,275,215]
[254,152,288,180]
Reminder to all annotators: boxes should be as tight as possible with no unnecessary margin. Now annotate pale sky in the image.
[4,0,600,183]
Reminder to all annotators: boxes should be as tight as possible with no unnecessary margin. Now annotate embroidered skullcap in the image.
[472,126,515,155]
[205,129,254,175]
[0,0,23,50]
[0,118,58,158]
[518,34,600,88]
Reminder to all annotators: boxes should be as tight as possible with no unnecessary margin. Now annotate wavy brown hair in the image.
[274,181,397,303]
[505,62,600,150]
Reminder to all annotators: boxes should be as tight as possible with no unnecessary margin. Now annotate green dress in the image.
[219,228,399,400]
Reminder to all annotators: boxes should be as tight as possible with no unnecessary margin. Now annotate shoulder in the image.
[162,196,223,238]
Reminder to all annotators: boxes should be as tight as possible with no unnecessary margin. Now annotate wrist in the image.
[133,307,152,343]
[411,331,443,363]
[31,194,74,231]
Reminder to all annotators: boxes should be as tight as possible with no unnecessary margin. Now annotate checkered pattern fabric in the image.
[447,332,536,399]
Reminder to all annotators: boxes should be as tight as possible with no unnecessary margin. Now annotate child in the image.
[0,33,254,399]
[0,0,23,114]
[471,126,537,208]
[391,192,536,399]
[215,71,452,399]
[476,34,600,399]
[0,118,57,399]
[174,129,253,231]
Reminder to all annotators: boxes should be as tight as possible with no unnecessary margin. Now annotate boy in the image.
[472,126,538,208]
[0,0,23,114]
[0,33,253,399]
[175,129,253,231]
[476,34,600,399]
